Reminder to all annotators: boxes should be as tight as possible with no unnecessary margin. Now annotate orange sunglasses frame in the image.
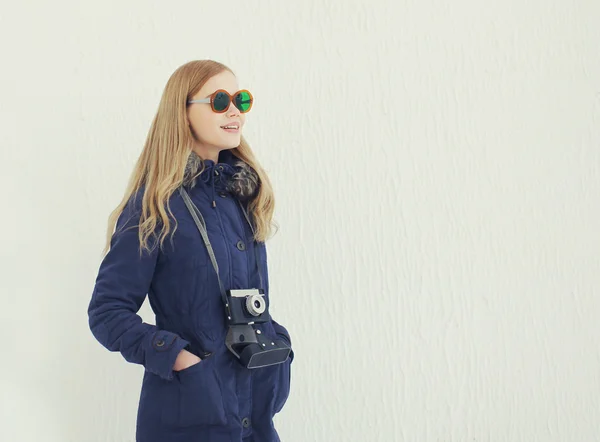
[187,89,254,113]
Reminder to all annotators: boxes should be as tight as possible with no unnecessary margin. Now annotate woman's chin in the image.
[220,135,241,147]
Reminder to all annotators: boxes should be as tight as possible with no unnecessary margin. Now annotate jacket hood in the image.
[182,149,260,206]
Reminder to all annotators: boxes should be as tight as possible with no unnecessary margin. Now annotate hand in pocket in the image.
[173,349,202,372]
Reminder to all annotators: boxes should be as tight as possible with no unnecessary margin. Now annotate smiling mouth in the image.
[221,126,240,132]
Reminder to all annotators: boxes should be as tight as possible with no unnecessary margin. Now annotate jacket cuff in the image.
[146,330,190,381]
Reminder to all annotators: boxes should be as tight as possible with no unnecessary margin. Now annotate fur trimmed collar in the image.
[182,149,260,202]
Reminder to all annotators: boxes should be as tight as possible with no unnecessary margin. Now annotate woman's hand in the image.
[172,349,201,371]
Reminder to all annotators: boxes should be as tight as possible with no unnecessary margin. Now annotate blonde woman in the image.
[88,59,294,442]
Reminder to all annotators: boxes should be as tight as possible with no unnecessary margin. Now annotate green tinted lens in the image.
[234,91,252,113]
[213,91,230,112]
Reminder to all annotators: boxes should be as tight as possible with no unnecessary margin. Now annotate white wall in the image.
[1,0,599,441]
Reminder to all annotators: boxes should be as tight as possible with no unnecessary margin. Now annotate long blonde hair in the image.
[102,59,278,257]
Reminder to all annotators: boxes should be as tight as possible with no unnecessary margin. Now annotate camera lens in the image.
[245,294,266,316]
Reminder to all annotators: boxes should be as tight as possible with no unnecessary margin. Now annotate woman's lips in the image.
[221,127,239,133]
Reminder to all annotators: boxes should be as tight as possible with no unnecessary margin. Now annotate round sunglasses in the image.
[187,89,253,114]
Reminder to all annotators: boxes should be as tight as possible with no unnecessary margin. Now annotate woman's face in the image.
[187,70,247,159]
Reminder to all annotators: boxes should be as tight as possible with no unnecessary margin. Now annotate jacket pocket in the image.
[161,353,227,427]
[273,358,291,414]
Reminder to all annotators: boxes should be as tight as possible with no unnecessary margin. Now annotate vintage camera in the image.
[224,288,291,369]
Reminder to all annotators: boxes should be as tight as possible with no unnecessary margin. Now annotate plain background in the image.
[1,0,599,441]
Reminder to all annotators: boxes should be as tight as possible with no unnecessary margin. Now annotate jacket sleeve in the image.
[87,190,190,381]
[262,243,294,363]
[272,318,294,363]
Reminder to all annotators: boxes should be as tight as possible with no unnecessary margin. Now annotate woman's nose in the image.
[227,101,240,116]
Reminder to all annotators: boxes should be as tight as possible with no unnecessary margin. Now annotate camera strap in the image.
[178,186,265,308]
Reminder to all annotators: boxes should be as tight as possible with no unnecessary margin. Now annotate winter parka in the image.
[87,148,294,442]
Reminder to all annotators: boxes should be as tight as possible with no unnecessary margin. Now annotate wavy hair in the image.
[102,59,278,257]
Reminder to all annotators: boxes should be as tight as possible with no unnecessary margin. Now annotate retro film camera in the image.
[224,288,291,369]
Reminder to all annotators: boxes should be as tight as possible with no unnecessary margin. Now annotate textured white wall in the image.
[1,0,599,441]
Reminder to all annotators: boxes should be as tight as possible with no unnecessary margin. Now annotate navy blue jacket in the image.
[88,149,294,442]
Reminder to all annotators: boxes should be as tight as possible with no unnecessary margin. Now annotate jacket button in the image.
[219,192,227,198]
[236,240,246,251]
[152,333,174,351]
[242,417,251,428]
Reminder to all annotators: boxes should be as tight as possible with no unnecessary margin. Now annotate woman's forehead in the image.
[200,71,239,95]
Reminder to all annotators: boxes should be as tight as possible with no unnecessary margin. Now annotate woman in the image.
[87,59,294,442]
